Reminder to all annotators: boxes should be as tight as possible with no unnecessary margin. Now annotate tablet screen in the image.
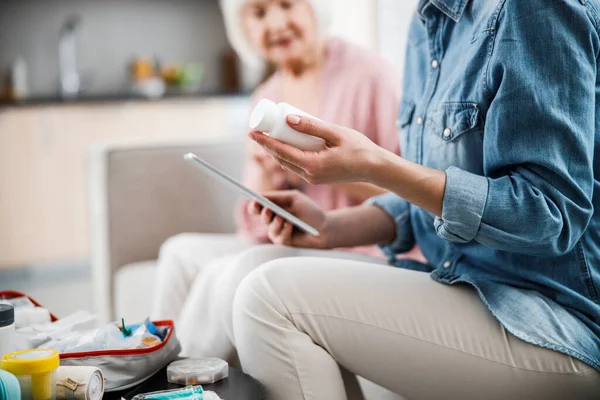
[184,153,320,237]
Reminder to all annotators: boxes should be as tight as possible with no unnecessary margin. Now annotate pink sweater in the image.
[236,38,401,255]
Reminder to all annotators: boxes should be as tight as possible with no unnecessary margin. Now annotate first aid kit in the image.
[0,291,181,393]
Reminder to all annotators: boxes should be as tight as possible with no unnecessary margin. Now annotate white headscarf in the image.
[220,0,333,67]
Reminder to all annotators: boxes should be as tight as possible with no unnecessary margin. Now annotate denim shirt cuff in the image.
[365,193,414,256]
[435,166,489,243]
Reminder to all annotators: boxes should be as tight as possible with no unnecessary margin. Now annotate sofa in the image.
[88,137,405,400]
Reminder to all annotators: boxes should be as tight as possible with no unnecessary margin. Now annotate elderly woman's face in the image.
[242,0,319,66]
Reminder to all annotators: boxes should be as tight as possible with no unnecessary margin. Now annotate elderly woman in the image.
[152,0,405,360]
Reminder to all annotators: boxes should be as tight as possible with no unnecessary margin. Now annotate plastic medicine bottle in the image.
[0,304,15,359]
[249,99,326,151]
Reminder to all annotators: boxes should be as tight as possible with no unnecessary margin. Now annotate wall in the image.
[378,0,419,85]
[0,0,230,97]
[330,0,379,50]
[330,0,419,87]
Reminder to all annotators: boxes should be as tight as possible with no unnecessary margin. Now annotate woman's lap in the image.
[173,243,386,359]
[233,257,600,400]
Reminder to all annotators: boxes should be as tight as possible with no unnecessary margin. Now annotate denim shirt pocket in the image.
[397,100,415,157]
[425,102,484,173]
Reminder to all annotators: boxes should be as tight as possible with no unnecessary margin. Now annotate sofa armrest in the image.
[88,138,245,323]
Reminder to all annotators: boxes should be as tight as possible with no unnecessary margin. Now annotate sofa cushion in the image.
[114,260,157,323]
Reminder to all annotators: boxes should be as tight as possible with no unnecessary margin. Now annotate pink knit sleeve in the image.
[234,84,276,242]
[234,138,270,242]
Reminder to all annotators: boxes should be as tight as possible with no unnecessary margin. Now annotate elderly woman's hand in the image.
[247,190,329,249]
[248,115,388,185]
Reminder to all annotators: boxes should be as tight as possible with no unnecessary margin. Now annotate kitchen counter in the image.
[0,95,250,269]
[0,90,250,108]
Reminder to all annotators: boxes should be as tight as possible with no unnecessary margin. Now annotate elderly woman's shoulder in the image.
[329,37,398,85]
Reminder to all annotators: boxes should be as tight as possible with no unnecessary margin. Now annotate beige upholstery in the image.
[114,260,157,323]
[88,138,245,324]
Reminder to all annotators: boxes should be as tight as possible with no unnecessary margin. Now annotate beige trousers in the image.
[232,251,600,400]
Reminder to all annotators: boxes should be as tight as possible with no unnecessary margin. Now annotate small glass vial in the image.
[249,99,326,151]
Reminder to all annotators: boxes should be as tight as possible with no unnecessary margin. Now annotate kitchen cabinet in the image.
[0,97,238,269]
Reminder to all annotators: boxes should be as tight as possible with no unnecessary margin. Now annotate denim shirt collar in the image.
[418,0,470,22]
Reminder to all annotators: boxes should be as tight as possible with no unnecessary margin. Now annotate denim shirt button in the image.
[579,0,586,4]
[443,128,452,138]
[443,261,452,269]
[431,59,440,69]
[416,117,424,126]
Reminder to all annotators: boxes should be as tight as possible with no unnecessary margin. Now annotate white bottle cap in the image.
[249,98,278,132]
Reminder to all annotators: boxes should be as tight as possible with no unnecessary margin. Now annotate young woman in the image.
[232,0,600,399]
[152,0,404,360]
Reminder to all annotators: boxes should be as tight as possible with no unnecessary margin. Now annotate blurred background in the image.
[0,0,416,316]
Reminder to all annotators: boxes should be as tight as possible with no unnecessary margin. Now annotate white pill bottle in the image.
[249,99,326,151]
[0,304,15,359]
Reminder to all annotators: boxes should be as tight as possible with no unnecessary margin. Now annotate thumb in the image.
[263,190,297,208]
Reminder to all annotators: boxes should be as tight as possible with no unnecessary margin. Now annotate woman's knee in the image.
[159,233,199,259]
[230,244,300,277]
[233,259,296,326]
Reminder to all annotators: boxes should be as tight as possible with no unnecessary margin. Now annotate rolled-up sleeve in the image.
[437,0,597,256]
[435,167,488,243]
[366,193,415,256]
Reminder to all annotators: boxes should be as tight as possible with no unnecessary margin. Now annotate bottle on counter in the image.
[11,57,28,101]
[249,99,326,151]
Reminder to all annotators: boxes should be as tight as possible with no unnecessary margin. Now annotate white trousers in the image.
[232,252,600,400]
[151,234,386,362]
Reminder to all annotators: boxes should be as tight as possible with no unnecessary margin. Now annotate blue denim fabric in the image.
[368,0,600,371]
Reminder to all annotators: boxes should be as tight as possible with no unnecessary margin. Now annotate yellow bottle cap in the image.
[1,349,59,375]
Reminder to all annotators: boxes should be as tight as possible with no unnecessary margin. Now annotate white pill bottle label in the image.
[249,99,326,151]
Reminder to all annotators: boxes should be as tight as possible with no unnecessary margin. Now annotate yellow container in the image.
[1,349,59,400]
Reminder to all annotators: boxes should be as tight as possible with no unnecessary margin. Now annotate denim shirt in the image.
[368,0,600,371]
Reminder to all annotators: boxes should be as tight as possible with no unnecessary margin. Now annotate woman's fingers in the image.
[248,201,262,216]
[279,221,294,245]
[277,159,307,181]
[286,115,340,146]
[249,132,306,167]
[261,207,274,224]
[269,218,294,246]
[263,191,296,208]
[268,216,285,243]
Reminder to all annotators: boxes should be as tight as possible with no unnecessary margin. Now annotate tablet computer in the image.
[184,153,320,237]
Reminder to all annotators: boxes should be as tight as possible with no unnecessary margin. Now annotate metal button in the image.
[443,261,452,269]
[431,59,440,69]
[443,128,452,138]
[416,117,424,126]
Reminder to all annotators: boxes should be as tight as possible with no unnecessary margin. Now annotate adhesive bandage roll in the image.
[56,366,104,400]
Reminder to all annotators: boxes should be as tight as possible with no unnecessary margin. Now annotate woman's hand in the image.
[248,115,388,185]
[250,114,447,216]
[252,152,305,191]
[247,190,329,248]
